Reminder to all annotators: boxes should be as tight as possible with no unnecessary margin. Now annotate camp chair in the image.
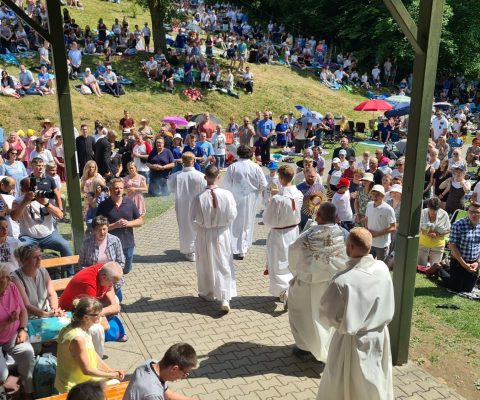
[450,209,468,224]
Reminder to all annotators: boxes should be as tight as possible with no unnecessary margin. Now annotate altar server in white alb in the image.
[317,227,394,400]
[190,165,237,313]
[223,145,267,260]
[263,164,303,308]
[167,152,206,262]
[288,202,348,362]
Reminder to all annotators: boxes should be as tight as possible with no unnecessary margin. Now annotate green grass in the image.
[414,274,480,339]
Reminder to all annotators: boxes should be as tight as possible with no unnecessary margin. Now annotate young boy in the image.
[263,160,280,206]
[332,177,353,231]
[46,163,61,189]
[263,164,303,309]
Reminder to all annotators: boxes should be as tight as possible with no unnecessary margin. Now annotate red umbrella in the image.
[354,99,393,111]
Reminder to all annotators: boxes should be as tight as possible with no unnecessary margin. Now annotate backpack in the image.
[32,354,58,399]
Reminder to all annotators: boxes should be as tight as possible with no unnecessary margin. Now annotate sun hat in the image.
[389,184,402,193]
[360,172,374,182]
[173,133,183,140]
[267,160,279,170]
[336,177,350,189]
[371,184,386,195]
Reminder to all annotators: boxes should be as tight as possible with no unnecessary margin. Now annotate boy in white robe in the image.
[317,227,394,400]
[167,152,206,262]
[190,165,237,313]
[263,160,280,206]
[223,145,267,260]
[288,202,348,361]
[263,165,303,309]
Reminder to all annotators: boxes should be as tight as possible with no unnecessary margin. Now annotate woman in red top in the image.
[3,132,26,161]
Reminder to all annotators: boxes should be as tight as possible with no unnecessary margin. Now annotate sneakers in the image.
[279,289,288,310]
[185,253,196,262]
[221,299,230,313]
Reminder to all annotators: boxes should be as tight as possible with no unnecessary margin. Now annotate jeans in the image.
[20,231,74,277]
[148,175,170,196]
[123,246,134,274]
[215,154,225,169]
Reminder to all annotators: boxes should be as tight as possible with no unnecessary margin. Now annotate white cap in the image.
[389,184,402,193]
[339,149,347,155]
[371,184,386,196]
[173,133,182,140]
[332,157,341,164]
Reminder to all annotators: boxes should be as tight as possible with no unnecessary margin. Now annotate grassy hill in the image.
[0,0,371,132]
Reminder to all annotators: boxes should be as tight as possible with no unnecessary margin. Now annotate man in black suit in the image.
[76,124,95,175]
[94,128,112,178]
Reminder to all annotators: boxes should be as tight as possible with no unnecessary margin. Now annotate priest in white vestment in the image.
[317,227,394,400]
[263,165,303,308]
[288,202,348,361]
[190,165,238,313]
[223,145,267,260]
[168,152,207,262]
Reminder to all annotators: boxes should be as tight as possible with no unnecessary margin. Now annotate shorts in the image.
[144,36,150,45]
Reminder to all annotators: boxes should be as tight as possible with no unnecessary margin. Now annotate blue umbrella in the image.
[385,102,410,118]
[295,105,312,116]
[299,116,323,125]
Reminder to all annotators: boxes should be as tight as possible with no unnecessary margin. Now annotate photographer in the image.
[11,176,74,277]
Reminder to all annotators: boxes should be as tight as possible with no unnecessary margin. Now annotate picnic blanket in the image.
[358,140,385,148]
[0,53,20,65]
[447,287,480,301]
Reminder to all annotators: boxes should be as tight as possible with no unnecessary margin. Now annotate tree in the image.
[135,0,175,52]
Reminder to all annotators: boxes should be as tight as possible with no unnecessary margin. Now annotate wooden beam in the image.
[0,0,51,42]
[383,0,423,55]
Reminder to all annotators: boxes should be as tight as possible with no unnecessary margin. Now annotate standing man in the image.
[257,112,275,166]
[288,202,348,361]
[190,166,237,312]
[224,145,267,260]
[317,227,394,400]
[430,109,448,142]
[94,127,112,178]
[76,124,95,175]
[196,132,215,172]
[197,112,216,140]
[365,185,396,262]
[238,117,256,147]
[263,165,303,308]
[332,137,356,160]
[167,152,206,262]
[123,343,196,400]
[96,178,144,275]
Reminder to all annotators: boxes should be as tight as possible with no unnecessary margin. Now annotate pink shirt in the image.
[0,283,23,343]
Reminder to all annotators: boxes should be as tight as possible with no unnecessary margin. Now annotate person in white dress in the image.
[168,152,206,262]
[190,165,237,313]
[317,227,394,400]
[288,202,348,361]
[223,145,267,260]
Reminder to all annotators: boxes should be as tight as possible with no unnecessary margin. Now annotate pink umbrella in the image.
[354,99,393,111]
[162,116,189,126]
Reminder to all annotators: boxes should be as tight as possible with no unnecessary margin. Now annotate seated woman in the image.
[1,70,21,99]
[54,297,125,394]
[82,68,103,97]
[78,216,125,271]
[0,264,35,398]
[11,244,65,319]
[418,197,450,266]
[0,217,20,271]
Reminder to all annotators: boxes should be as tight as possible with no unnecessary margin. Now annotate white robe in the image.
[167,167,207,254]
[288,223,347,361]
[190,186,237,301]
[223,159,267,255]
[317,255,394,400]
[263,186,303,297]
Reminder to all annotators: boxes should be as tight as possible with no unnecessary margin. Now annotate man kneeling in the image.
[123,343,197,400]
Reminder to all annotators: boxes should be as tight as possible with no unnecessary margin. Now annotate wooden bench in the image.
[39,381,129,400]
[40,255,79,293]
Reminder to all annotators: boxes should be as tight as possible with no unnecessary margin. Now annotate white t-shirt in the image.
[372,67,381,79]
[15,196,55,239]
[133,143,150,172]
[366,201,396,248]
[29,149,54,164]
[431,116,448,140]
[211,133,226,155]
[332,190,353,222]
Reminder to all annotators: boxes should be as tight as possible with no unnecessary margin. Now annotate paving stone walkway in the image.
[105,203,466,400]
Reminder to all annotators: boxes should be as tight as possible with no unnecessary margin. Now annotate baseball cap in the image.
[452,163,466,171]
[267,160,279,170]
[348,156,356,162]
[332,157,341,164]
[339,149,347,156]
[336,178,350,189]
[173,133,182,140]
[371,184,386,195]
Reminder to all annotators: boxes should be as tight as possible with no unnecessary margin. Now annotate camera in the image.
[100,185,109,193]
[29,177,56,199]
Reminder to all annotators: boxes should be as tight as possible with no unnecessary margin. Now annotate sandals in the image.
[118,334,128,342]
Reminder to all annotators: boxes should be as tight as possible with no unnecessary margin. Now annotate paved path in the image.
[105,204,466,400]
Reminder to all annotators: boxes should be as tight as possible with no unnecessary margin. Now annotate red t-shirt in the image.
[59,264,109,311]
[120,118,135,129]
[342,168,355,181]
[198,121,215,139]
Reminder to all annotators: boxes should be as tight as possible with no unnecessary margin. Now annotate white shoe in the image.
[221,300,230,313]
[199,293,214,301]
[279,289,288,311]
[185,253,196,262]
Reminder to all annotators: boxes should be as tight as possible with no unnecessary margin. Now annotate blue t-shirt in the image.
[182,145,202,171]
[275,122,288,137]
[258,119,274,138]
[175,33,187,49]
[147,148,175,179]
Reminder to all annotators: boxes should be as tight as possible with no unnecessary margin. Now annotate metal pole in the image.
[46,0,84,253]
[386,0,445,365]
